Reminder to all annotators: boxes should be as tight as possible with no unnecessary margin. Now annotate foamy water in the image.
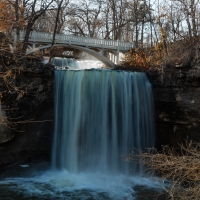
[0,164,163,200]
[77,60,103,69]
[50,57,103,70]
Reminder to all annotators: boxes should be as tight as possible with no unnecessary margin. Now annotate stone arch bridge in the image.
[12,31,134,68]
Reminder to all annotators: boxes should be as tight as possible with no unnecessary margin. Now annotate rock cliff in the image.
[0,64,54,167]
[148,65,200,148]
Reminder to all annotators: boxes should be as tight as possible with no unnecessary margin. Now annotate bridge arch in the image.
[26,44,115,68]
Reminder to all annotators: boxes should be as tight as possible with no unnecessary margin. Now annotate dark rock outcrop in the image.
[148,65,200,148]
[0,63,54,168]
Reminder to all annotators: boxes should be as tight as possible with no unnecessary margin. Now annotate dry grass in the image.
[127,140,200,199]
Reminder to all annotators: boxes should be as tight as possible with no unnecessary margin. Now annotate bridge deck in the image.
[14,31,134,52]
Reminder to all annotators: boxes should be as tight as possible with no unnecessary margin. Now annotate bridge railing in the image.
[17,31,134,51]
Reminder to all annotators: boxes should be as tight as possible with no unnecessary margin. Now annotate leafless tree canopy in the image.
[0,0,199,50]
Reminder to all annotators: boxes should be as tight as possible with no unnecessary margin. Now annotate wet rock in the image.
[0,106,14,144]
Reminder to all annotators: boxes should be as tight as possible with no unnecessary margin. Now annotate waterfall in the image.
[52,57,79,69]
[52,68,154,174]
[51,57,103,69]
[0,61,158,200]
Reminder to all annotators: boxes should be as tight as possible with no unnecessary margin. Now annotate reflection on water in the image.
[0,163,166,200]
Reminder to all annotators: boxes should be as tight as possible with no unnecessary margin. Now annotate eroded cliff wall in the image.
[148,65,200,147]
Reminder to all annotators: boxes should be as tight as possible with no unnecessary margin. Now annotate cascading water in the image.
[0,59,163,200]
[51,57,103,69]
[52,67,154,175]
[52,57,79,69]
[77,60,103,69]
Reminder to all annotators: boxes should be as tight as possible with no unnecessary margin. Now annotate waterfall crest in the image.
[51,57,103,69]
[52,68,154,174]
[52,57,79,69]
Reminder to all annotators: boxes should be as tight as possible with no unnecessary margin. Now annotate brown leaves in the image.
[0,0,15,31]
[122,48,150,70]
[0,0,26,32]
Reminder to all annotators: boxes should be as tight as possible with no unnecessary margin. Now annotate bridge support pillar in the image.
[116,50,119,65]
[111,51,119,65]
[111,54,114,63]
[110,53,115,63]
[99,50,103,55]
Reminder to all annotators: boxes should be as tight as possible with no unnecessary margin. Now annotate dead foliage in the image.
[122,36,200,71]
[127,140,200,200]
[120,48,152,72]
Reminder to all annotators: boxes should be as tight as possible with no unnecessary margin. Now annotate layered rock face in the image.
[148,65,200,147]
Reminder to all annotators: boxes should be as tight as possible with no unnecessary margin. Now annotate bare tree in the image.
[3,0,199,54]
[128,0,152,46]
[51,0,65,46]
[22,0,54,54]
[66,0,103,38]
[171,0,200,38]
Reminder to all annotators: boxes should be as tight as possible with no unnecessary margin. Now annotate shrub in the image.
[127,140,200,200]
[121,48,150,70]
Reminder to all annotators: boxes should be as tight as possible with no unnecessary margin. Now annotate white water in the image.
[77,60,103,69]
[51,57,103,69]
[0,60,161,200]
[0,166,162,199]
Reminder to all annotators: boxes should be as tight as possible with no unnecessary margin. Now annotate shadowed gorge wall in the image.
[148,65,200,147]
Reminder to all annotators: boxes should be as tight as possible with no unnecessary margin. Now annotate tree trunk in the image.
[22,22,33,53]
[49,0,64,63]
[190,0,197,37]
[22,0,53,55]
[186,15,192,38]
[14,0,20,48]
[141,19,144,46]
[135,22,139,47]
[52,0,64,47]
